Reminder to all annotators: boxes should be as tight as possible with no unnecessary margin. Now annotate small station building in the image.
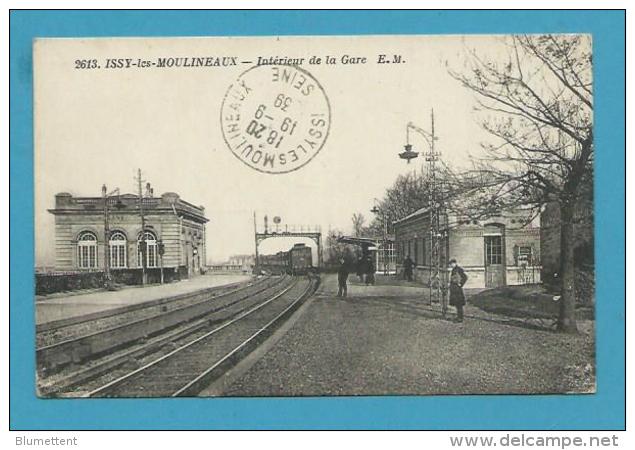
[393,207,541,289]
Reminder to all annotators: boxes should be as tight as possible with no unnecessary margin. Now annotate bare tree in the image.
[351,213,367,237]
[448,34,593,333]
[366,171,429,235]
[368,165,471,235]
[325,229,355,268]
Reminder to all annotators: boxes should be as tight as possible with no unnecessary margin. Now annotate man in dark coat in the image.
[364,255,375,286]
[356,256,364,282]
[337,258,349,297]
[448,258,468,322]
[403,255,414,281]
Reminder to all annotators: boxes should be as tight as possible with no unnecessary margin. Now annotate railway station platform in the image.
[216,274,595,396]
[36,273,252,326]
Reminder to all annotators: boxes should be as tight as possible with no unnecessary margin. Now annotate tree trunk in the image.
[557,201,578,333]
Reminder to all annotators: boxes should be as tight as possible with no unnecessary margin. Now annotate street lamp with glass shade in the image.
[399,143,419,163]
[397,111,448,314]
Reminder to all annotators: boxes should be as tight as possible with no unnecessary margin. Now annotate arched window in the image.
[109,231,127,269]
[138,231,158,268]
[77,231,98,269]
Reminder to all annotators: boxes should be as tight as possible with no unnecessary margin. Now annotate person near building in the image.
[356,256,365,282]
[403,255,414,281]
[337,258,349,297]
[364,255,375,286]
[449,258,468,322]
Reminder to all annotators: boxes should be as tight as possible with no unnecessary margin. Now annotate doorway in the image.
[484,229,506,287]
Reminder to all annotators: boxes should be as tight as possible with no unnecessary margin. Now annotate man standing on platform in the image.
[448,258,468,322]
[364,254,375,286]
[403,255,414,281]
[356,256,364,282]
[337,258,349,298]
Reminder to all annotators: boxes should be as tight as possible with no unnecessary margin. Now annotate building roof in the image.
[337,235,395,247]
[392,203,540,229]
[392,206,432,225]
[48,191,208,223]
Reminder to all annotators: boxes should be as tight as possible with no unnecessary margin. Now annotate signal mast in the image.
[399,109,447,315]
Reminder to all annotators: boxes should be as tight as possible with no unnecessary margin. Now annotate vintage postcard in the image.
[33,34,595,398]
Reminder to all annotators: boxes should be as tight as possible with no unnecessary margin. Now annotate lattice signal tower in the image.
[400,109,446,314]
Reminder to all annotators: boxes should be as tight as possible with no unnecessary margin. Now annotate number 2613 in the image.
[75,59,99,69]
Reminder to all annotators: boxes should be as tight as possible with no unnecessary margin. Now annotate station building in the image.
[209,255,255,272]
[393,207,541,289]
[228,254,256,271]
[48,191,208,278]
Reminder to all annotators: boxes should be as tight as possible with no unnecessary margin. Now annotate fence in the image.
[35,267,189,296]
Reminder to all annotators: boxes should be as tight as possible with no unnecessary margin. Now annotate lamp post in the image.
[102,184,121,291]
[370,198,388,275]
[135,169,152,286]
[158,241,165,284]
[398,110,447,315]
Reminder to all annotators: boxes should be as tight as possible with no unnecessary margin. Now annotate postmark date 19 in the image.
[245,103,298,149]
[221,65,331,174]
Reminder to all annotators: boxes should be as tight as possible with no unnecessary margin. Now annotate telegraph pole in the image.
[136,169,147,285]
[102,184,111,289]
[102,184,120,290]
[383,214,388,275]
[253,212,260,275]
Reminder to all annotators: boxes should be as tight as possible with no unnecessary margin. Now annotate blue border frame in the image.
[9,10,625,430]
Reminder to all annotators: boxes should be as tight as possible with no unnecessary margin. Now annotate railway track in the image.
[37,276,267,347]
[85,276,317,398]
[37,275,313,396]
[36,275,286,375]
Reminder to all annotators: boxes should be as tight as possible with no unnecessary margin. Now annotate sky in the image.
[34,35,508,266]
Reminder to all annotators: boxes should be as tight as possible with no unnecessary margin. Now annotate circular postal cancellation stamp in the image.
[220,64,331,174]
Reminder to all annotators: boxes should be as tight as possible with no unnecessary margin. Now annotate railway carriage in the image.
[259,243,313,276]
[288,243,313,275]
[259,252,288,275]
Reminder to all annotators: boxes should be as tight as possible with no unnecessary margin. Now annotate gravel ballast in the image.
[223,275,595,396]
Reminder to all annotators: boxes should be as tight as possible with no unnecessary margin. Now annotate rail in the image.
[36,276,285,372]
[87,276,317,397]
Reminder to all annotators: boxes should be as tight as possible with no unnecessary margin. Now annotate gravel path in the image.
[223,275,595,396]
